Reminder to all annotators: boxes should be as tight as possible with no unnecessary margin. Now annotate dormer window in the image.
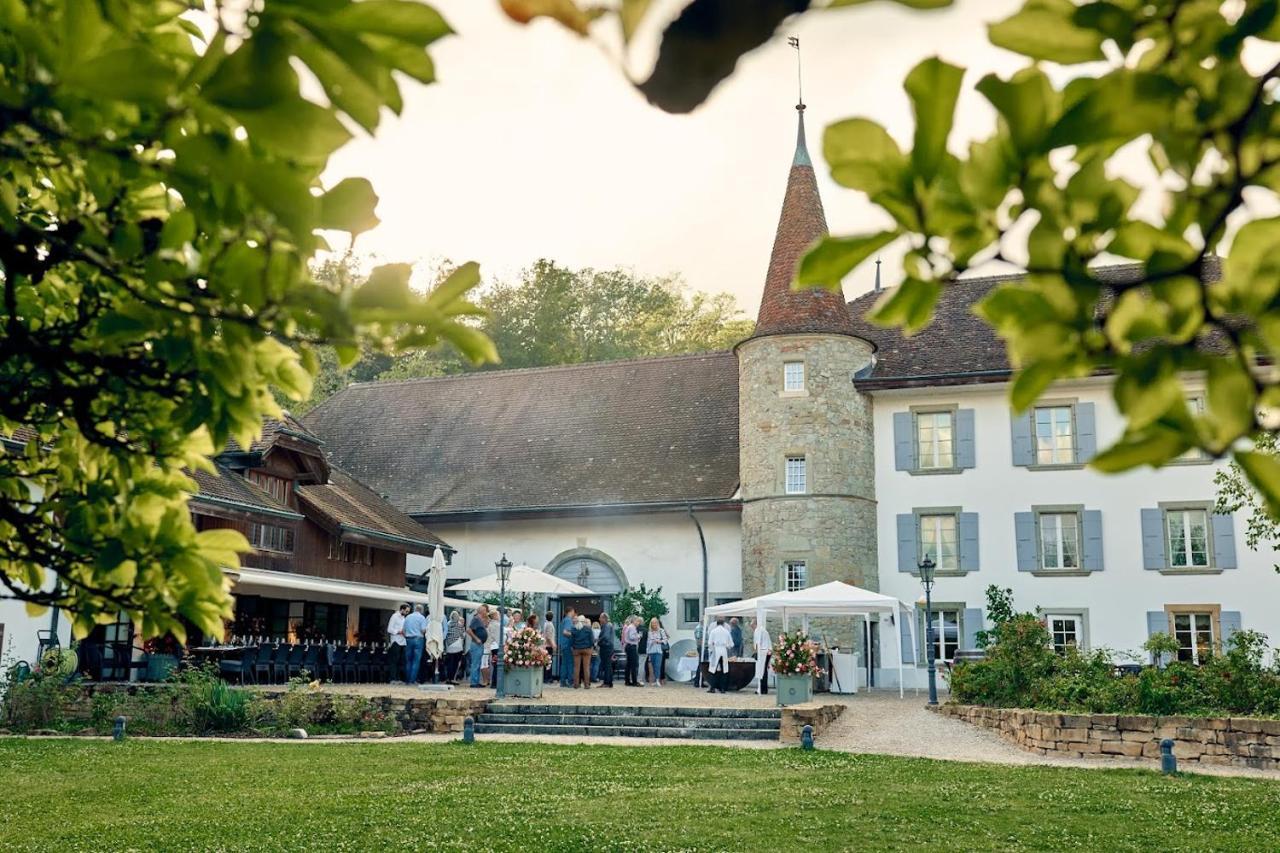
[248,471,292,505]
[783,361,805,392]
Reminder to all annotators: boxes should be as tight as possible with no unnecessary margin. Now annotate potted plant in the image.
[142,635,182,682]
[503,627,551,698]
[770,631,823,707]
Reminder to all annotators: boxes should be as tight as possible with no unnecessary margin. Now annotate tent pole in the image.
[896,608,904,699]
[908,605,919,698]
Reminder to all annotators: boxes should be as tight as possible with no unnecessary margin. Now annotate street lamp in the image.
[918,553,938,705]
[495,553,513,699]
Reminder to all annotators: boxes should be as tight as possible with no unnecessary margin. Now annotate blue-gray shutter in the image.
[958,512,979,572]
[893,412,916,471]
[1146,610,1171,665]
[1014,512,1037,571]
[1011,411,1034,466]
[897,514,918,572]
[1140,508,1166,570]
[962,608,984,650]
[955,409,976,469]
[1081,510,1104,571]
[1211,514,1237,569]
[1220,611,1243,651]
[899,615,916,664]
[1075,402,1097,463]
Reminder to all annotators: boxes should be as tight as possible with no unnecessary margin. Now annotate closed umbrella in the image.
[425,548,447,659]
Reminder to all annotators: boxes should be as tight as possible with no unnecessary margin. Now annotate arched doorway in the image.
[545,549,628,624]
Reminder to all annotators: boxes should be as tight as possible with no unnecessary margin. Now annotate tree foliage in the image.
[0,0,496,640]
[293,258,753,411]
[794,0,1280,516]
[1215,431,1280,572]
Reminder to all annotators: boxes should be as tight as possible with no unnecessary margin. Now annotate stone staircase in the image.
[473,703,782,741]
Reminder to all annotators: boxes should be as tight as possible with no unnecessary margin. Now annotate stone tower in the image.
[737,103,878,623]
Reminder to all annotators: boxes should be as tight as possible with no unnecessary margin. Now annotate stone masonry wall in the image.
[738,333,878,651]
[779,702,845,744]
[932,704,1280,771]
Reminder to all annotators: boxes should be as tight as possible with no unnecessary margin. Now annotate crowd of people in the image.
[384,604,769,694]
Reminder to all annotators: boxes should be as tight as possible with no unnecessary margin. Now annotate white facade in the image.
[872,377,1279,687]
[408,509,743,641]
[0,599,71,672]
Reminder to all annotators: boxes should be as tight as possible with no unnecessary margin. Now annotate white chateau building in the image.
[304,105,1279,688]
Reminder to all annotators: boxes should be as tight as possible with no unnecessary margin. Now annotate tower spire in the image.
[874,257,882,292]
[788,36,810,167]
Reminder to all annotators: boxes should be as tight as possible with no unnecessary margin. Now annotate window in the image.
[1033,405,1075,464]
[1173,612,1215,664]
[1045,614,1082,653]
[1166,509,1210,568]
[681,597,701,625]
[915,410,954,470]
[924,609,961,663]
[784,560,808,591]
[248,471,292,504]
[784,456,806,494]
[250,523,295,553]
[919,513,958,571]
[1180,395,1207,461]
[328,536,372,565]
[783,361,805,392]
[1038,512,1080,570]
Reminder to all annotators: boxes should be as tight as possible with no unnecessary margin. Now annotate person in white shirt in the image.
[386,603,409,684]
[752,618,772,696]
[706,617,733,694]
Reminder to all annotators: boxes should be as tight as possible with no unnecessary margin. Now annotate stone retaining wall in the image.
[932,704,1280,771]
[779,702,845,744]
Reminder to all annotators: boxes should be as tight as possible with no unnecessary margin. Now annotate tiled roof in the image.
[189,464,301,519]
[296,466,450,554]
[303,352,741,516]
[227,413,323,454]
[749,110,857,340]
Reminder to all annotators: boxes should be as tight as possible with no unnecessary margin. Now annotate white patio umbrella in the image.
[450,564,594,595]
[425,548,447,659]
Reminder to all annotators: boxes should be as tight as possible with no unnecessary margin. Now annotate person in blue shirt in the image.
[403,604,428,685]
[559,607,577,688]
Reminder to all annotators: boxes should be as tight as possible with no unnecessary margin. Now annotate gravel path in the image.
[309,683,1280,779]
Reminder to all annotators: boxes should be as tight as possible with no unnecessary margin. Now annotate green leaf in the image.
[1089,428,1187,472]
[1046,72,1181,149]
[330,0,453,44]
[291,28,391,133]
[424,261,482,310]
[319,178,380,237]
[159,209,195,250]
[1204,358,1257,446]
[904,57,964,182]
[976,67,1056,155]
[823,118,906,197]
[1008,361,1060,412]
[352,262,414,311]
[797,230,898,290]
[1236,449,1280,521]
[232,96,352,163]
[61,47,172,102]
[867,276,940,334]
[989,0,1106,64]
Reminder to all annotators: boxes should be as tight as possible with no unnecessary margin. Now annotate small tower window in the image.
[783,361,805,392]
[785,455,807,494]
[784,560,808,591]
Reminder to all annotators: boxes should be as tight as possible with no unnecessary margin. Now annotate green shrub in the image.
[173,665,252,734]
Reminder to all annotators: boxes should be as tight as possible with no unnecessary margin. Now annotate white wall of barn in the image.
[410,509,744,641]
[872,377,1280,688]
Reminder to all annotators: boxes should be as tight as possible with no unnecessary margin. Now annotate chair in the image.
[271,644,290,684]
[372,646,389,682]
[286,644,307,680]
[219,646,256,685]
[329,646,348,683]
[355,647,372,683]
[254,644,276,685]
[301,645,321,681]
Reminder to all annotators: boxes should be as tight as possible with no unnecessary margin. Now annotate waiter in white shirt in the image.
[706,617,733,694]
[386,603,409,684]
[752,618,772,696]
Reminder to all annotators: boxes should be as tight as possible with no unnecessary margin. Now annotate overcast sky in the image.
[324,0,1031,315]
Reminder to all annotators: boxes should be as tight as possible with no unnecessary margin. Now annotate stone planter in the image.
[504,665,544,698]
[775,673,813,707]
[144,654,178,682]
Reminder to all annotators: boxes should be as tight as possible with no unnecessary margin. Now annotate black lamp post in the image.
[919,553,938,706]
[495,553,513,699]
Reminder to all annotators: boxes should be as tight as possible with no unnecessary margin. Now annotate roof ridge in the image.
[846,261,1149,306]
[337,350,737,393]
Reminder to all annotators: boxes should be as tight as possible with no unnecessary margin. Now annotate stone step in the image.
[475,712,781,731]
[472,722,780,741]
[488,703,780,720]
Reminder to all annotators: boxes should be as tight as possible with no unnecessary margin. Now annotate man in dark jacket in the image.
[596,613,617,687]
[730,617,744,658]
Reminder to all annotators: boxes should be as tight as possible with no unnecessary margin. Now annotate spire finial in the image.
[788,36,803,112]
[874,256,882,292]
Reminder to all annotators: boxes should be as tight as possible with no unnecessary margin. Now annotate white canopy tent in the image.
[702,581,918,698]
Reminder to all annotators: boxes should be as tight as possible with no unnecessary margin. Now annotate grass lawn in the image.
[0,739,1276,851]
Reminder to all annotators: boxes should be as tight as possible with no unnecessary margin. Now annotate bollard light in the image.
[462,715,475,744]
[113,715,126,741]
[1160,738,1177,775]
[801,724,814,750]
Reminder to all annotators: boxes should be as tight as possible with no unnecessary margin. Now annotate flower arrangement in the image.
[770,630,824,677]
[503,626,551,669]
[142,634,182,656]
